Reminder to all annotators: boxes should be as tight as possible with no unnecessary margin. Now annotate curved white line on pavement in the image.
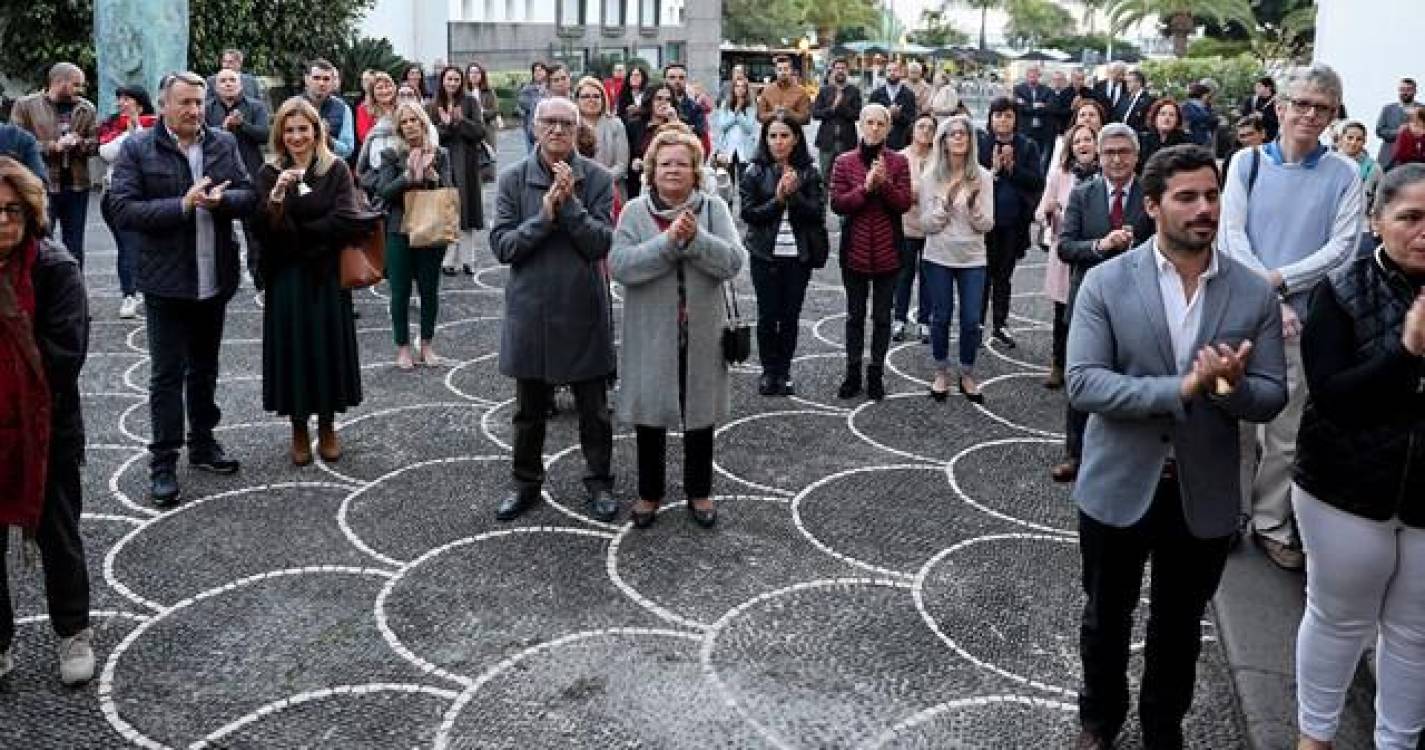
[192,683,460,749]
[810,312,847,350]
[970,372,1066,439]
[540,440,626,532]
[789,464,944,581]
[108,449,160,518]
[98,566,394,750]
[478,397,516,452]
[881,341,932,388]
[441,352,501,404]
[117,400,150,445]
[336,456,508,568]
[944,438,1077,536]
[700,577,913,750]
[121,355,149,394]
[432,627,700,749]
[16,609,151,627]
[844,395,950,466]
[373,527,617,694]
[982,333,1052,372]
[911,533,1078,698]
[124,326,147,354]
[861,693,1077,749]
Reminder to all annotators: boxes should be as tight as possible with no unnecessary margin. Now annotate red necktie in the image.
[1110,188,1125,230]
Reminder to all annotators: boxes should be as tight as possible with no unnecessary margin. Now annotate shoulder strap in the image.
[1246,146,1261,196]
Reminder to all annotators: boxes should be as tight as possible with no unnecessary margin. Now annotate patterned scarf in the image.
[0,237,51,531]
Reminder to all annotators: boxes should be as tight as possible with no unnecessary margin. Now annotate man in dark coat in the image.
[204,68,270,185]
[1013,66,1056,173]
[868,60,917,150]
[109,72,256,508]
[1238,76,1280,142]
[977,97,1044,349]
[811,58,862,179]
[488,97,617,523]
[1117,70,1153,134]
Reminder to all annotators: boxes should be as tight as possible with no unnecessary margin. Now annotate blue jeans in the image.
[47,189,88,268]
[894,237,928,324]
[921,261,986,372]
[101,192,139,295]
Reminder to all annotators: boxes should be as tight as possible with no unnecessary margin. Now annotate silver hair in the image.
[1281,63,1344,104]
[859,103,890,123]
[1098,122,1140,152]
[161,71,207,97]
[533,96,578,120]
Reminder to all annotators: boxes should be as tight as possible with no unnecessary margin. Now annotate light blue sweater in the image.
[1219,141,1364,317]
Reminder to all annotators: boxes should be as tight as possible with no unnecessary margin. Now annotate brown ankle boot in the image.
[317,420,342,462]
[291,421,313,466]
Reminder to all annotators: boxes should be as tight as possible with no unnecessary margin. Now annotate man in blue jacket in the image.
[109,72,256,508]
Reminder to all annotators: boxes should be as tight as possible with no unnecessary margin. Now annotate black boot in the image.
[866,364,886,401]
[837,361,863,399]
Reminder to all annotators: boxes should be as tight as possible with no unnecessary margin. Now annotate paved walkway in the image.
[4,129,1247,748]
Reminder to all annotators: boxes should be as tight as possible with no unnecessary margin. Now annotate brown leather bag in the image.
[401,187,461,247]
[339,218,386,290]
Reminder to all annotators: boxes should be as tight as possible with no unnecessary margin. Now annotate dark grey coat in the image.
[488,151,616,383]
[1057,175,1155,322]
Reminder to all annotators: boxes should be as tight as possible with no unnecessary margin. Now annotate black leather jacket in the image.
[33,238,88,461]
[738,160,827,266]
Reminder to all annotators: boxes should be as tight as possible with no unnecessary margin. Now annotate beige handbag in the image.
[401,187,461,247]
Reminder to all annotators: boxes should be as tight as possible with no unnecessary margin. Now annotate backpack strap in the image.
[1246,145,1261,197]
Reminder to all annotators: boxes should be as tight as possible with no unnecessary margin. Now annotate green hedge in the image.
[1140,55,1263,107]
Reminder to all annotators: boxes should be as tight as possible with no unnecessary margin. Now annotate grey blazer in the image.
[1066,241,1289,538]
[1057,176,1156,321]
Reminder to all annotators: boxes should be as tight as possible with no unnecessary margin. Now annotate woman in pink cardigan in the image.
[1035,120,1101,388]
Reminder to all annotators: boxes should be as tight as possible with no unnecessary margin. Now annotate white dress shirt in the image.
[1153,239,1220,374]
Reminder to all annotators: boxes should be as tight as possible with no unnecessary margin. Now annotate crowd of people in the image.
[0,47,1421,750]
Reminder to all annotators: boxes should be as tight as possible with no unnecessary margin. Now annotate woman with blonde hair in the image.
[356,71,397,146]
[253,98,371,465]
[918,115,994,402]
[575,76,630,201]
[374,102,455,370]
[611,128,746,529]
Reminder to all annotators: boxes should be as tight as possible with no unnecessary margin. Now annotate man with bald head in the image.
[488,97,618,523]
[11,62,98,265]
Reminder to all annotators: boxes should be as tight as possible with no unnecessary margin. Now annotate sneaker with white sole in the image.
[118,295,139,319]
[58,628,95,686]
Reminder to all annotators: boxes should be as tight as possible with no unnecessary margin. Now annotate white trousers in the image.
[442,229,477,270]
[1242,339,1305,545]
[1294,485,1425,748]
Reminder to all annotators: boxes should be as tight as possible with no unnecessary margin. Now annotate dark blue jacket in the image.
[976,130,1044,229]
[108,124,256,300]
[0,123,48,182]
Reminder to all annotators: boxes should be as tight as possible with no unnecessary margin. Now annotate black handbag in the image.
[721,280,751,365]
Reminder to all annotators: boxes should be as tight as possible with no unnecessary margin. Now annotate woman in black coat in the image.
[616,64,652,198]
[1138,98,1190,170]
[428,65,487,275]
[0,156,93,686]
[254,99,369,466]
[739,113,827,396]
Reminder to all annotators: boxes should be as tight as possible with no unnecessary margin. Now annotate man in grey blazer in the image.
[1066,145,1288,750]
[489,97,618,523]
[1054,123,1157,483]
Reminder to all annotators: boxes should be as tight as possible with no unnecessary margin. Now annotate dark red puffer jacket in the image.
[829,146,914,275]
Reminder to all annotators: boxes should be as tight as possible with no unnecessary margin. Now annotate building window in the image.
[639,0,658,28]
[603,0,624,28]
[664,41,685,65]
[557,0,583,27]
[636,45,661,69]
[505,0,517,21]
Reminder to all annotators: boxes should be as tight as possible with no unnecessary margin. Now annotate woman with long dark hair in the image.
[629,83,680,199]
[402,64,427,101]
[616,64,652,197]
[740,112,826,396]
[713,76,758,193]
[428,65,487,275]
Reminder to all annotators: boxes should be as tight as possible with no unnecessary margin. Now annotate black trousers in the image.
[0,456,89,651]
[842,267,898,367]
[145,294,229,471]
[635,425,714,500]
[750,256,811,379]
[982,224,1026,332]
[1078,478,1232,746]
[1052,301,1068,370]
[511,377,613,496]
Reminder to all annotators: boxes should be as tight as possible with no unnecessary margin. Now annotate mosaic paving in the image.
[3,129,1247,748]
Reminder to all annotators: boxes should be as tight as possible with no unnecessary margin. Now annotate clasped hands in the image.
[406,147,437,183]
[1180,340,1255,400]
[540,161,576,220]
[775,169,800,202]
[863,157,886,193]
[185,176,232,211]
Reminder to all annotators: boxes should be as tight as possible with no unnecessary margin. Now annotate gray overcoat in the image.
[611,194,746,430]
[489,151,616,384]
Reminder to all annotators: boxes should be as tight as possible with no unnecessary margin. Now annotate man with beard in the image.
[1066,144,1288,750]
[868,60,917,150]
[10,62,98,266]
[661,63,707,140]
[812,58,862,179]
[757,55,812,125]
[1376,77,1417,169]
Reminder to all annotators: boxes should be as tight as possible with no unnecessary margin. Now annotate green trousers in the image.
[386,232,443,346]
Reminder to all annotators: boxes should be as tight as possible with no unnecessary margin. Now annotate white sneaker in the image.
[58,628,95,686]
[118,295,139,319]
[0,646,12,678]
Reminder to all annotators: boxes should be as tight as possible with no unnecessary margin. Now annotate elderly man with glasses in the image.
[1219,63,1366,571]
[488,97,618,523]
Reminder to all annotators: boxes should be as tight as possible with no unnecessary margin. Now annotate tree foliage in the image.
[1102,0,1256,57]
[909,9,970,47]
[942,0,1004,51]
[1140,54,1261,103]
[1004,0,1077,49]
[1041,33,1143,62]
[0,0,375,90]
[723,0,804,45]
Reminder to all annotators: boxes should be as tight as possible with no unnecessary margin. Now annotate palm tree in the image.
[1103,0,1256,57]
[942,0,1005,50]
[798,0,880,48]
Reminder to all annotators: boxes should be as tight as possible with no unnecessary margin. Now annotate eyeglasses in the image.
[577,92,604,100]
[1101,147,1135,159]
[0,203,25,222]
[537,117,577,132]
[1283,97,1335,119]
[653,94,672,102]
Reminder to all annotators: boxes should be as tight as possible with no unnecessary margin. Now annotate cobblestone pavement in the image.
[3,128,1247,748]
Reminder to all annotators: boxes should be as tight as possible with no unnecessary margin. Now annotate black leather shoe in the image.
[495,491,537,521]
[587,489,618,522]
[758,373,778,396]
[687,498,717,528]
[630,499,660,529]
[957,376,985,405]
[991,328,1016,349]
[150,469,181,508]
[189,445,240,475]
